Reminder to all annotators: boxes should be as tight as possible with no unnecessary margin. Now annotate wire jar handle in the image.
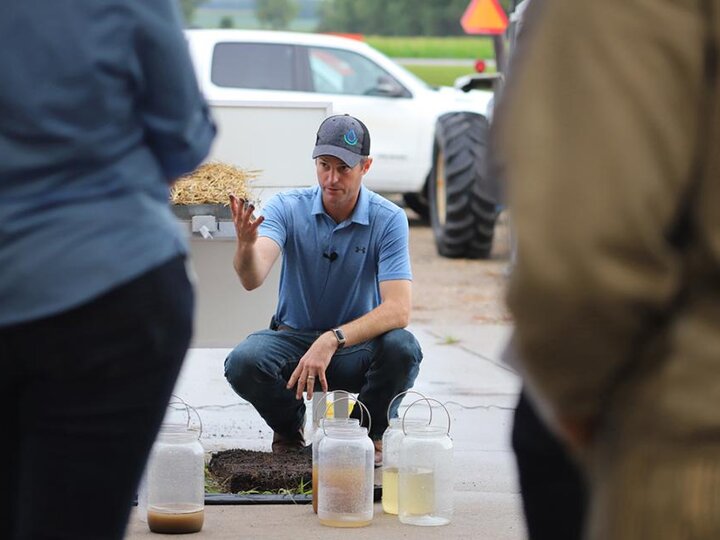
[386,389,433,426]
[167,394,203,438]
[313,389,356,424]
[401,397,451,436]
[322,396,371,436]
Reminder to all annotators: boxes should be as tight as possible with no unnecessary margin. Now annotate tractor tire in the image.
[429,112,498,259]
[402,183,430,222]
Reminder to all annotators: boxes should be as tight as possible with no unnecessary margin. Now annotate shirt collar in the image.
[311,185,370,226]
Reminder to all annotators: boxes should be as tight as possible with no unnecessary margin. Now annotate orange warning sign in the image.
[461,0,508,35]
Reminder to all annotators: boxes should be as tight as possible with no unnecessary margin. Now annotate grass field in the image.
[190,10,496,87]
[403,65,474,87]
[191,10,494,59]
[365,36,493,60]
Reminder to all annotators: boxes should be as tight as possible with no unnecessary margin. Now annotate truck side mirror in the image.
[370,76,406,97]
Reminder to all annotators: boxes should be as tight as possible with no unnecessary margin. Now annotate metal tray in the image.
[171,204,232,220]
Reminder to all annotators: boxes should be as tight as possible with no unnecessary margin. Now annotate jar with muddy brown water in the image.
[145,423,205,534]
[317,424,374,527]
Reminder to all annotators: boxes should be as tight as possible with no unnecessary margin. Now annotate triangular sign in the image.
[461,0,508,35]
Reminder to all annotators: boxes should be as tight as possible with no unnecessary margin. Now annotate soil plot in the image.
[208,449,312,494]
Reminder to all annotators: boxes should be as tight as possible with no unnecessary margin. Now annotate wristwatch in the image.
[331,327,346,349]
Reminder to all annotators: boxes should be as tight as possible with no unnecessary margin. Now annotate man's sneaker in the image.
[272,428,305,454]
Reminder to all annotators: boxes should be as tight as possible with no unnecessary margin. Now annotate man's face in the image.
[315,155,372,215]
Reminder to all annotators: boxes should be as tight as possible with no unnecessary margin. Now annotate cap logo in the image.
[343,129,359,146]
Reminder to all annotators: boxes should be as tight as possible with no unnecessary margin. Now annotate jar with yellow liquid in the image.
[381,390,433,515]
[317,418,374,527]
[398,398,453,526]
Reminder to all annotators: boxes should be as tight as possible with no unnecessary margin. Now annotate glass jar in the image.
[312,417,359,514]
[381,417,428,515]
[381,390,432,515]
[145,423,205,533]
[398,399,453,526]
[317,425,374,528]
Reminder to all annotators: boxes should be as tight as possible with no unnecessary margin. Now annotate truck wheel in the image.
[429,112,498,259]
[402,184,429,222]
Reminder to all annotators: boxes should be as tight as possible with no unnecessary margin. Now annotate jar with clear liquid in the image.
[145,423,205,533]
[398,399,453,526]
[317,425,374,527]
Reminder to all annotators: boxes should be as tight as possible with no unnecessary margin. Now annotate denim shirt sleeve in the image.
[132,1,216,181]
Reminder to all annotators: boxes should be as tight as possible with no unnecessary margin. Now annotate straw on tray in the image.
[170,162,260,206]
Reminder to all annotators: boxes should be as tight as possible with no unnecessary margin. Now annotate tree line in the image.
[179,0,515,35]
[316,0,513,36]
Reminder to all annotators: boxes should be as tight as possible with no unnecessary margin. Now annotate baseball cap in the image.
[312,114,371,167]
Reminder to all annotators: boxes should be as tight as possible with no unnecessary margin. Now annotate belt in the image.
[275,324,324,337]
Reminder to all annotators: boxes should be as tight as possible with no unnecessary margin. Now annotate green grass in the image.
[281,478,312,496]
[366,36,493,59]
[403,64,475,87]
[205,465,312,497]
[186,15,495,87]
[204,466,225,494]
[189,13,494,61]
[438,335,461,345]
[235,478,312,497]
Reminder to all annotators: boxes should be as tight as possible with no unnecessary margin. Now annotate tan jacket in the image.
[498,1,720,537]
[500,0,720,438]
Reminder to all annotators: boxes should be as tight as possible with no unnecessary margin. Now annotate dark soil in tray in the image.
[208,449,312,494]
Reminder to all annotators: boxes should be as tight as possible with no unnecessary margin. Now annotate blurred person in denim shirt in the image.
[0,1,215,538]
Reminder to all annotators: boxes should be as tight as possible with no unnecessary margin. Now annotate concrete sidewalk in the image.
[124,324,526,540]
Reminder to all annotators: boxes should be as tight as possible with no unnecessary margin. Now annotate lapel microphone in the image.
[323,252,338,262]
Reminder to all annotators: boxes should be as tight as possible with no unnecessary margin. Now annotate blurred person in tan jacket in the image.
[495,0,720,538]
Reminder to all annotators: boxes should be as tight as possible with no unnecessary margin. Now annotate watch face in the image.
[333,328,346,344]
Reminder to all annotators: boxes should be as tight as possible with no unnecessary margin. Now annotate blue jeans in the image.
[224,327,423,440]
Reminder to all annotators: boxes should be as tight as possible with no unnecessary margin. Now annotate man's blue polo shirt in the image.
[258,185,412,331]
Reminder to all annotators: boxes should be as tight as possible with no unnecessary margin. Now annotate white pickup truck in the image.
[185,29,500,258]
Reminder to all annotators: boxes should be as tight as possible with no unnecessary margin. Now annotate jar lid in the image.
[158,422,201,442]
[160,422,188,432]
[324,425,368,439]
[320,417,360,427]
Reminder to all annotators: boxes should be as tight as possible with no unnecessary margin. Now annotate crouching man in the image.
[224,114,423,463]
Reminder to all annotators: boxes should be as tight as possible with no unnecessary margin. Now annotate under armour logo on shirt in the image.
[355,246,366,253]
